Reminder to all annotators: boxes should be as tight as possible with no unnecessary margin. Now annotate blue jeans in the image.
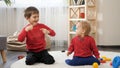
[65,56,100,66]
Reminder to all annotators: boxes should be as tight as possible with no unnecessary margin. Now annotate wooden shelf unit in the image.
[68,0,97,45]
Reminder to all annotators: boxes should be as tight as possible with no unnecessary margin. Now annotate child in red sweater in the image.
[18,6,56,65]
[65,21,100,66]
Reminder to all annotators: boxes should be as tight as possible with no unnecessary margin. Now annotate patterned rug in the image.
[11,51,120,68]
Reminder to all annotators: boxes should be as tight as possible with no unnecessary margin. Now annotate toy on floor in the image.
[112,56,120,68]
[61,50,65,52]
[18,55,25,60]
[101,56,111,61]
[93,62,98,68]
[99,56,111,63]
[110,62,112,66]
[99,58,106,63]
[100,60,106,63]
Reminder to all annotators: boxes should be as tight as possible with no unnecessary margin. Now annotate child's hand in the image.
[67,51,71,56]
[40,28,50,34]
[25,25,33,32]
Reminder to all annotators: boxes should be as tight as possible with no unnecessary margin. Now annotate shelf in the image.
[69,5,85,8]
[69,18,86,21]
[87,18,96,21]
[68,0,97,45]
[87,6,96,8]
[69,32,76,34]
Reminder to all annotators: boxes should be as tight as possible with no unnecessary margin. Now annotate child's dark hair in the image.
[24,6,39,18]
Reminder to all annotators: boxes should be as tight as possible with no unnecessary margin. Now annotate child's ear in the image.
[25,17,29,20]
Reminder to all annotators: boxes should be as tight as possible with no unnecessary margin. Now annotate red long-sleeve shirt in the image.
[68,36,100,59]
[18,23,55,52]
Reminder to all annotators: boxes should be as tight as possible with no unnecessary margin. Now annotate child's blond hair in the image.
[80,21,91,35]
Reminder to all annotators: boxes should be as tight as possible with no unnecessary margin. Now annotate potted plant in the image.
[0,0,11,6]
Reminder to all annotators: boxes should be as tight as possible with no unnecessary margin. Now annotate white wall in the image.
[97,0,120,45]
[1,0,120,46]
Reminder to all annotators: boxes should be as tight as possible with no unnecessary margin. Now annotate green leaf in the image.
[4,0,11,6]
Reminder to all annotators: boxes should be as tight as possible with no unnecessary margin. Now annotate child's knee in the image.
[44,56,55,64]
[44,59,55,64]
[65,59,71,64]
[25,55,37,65]
[25,60,35,65]
[65,59,74,65]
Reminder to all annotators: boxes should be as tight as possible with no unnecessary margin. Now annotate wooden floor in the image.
[0,46,120,68]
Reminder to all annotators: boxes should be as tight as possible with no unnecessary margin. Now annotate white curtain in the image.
[39,7,68,46]
[0,7,68,46]
[0,8,16,36]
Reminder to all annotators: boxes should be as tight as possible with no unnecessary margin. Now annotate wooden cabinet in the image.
[68,0,97,45]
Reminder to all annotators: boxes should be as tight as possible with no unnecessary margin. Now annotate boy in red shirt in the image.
[65,21,100,66]
[18,6,56,65]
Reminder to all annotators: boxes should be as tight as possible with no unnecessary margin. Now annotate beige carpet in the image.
[11,51,120,68]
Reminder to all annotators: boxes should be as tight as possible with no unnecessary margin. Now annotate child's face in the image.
[27,13,39,24]
[76,23,85,36]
